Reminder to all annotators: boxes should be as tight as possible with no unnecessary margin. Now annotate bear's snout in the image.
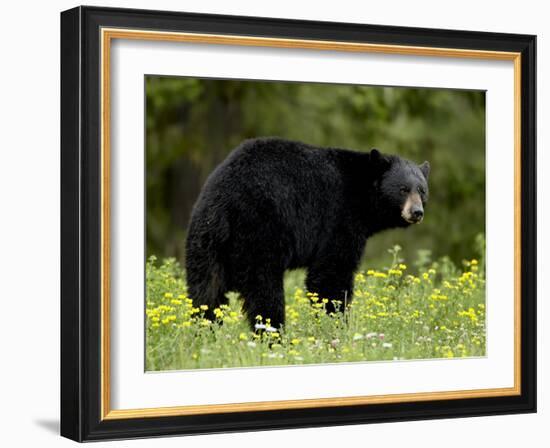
[411,207,424,221]
[401,192,424,224]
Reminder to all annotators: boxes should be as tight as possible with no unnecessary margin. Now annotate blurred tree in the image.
[146,77,485,269]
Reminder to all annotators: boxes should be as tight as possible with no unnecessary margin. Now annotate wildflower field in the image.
[146,242,486,371]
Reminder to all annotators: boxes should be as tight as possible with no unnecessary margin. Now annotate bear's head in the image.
[370,149,430,228]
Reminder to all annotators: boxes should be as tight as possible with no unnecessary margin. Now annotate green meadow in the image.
[145,239,486,371]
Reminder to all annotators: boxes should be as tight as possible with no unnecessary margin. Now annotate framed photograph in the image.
[60,6,536,441]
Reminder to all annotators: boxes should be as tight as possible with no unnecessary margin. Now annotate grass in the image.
[145,239,486,371]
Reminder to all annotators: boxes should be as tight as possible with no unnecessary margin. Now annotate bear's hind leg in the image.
[204,294,230,322]
[187,282,229,322]
[186,257,229,322]
[239,273,285,331]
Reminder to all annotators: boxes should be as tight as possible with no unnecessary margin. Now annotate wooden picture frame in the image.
[61,5,536,441]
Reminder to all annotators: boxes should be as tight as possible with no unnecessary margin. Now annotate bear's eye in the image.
[418,186,426,195]
[399,186,410,194]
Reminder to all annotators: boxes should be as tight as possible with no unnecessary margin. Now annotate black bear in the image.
[185,137,430,329]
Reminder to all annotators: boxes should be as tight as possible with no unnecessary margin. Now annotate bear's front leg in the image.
[306,264,355,314]
[306,234,364,314]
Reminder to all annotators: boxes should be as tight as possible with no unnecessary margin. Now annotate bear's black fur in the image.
[185,137,430,329]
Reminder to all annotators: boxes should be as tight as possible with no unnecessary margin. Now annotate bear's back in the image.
[204,137,343,206]
[193,138,347,261]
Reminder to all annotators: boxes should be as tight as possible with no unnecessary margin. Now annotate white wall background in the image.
[0,0,546,446]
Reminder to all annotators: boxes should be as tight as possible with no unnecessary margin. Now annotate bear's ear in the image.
[369,148,391,173]
[419,161,430,180]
